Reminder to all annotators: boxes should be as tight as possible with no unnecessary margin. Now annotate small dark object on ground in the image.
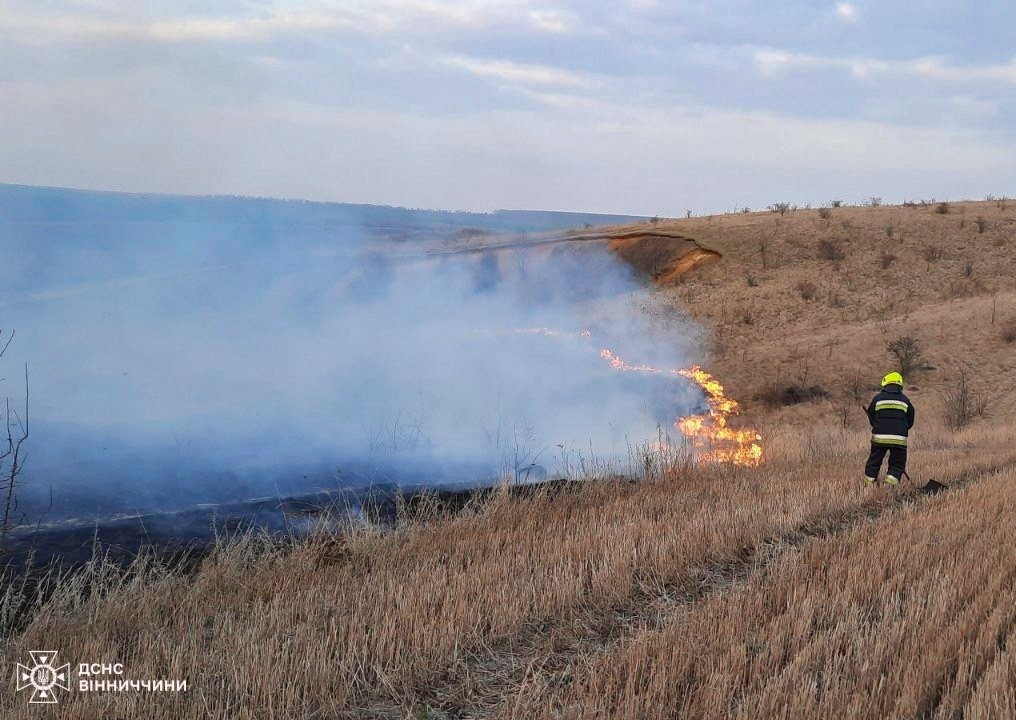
[920,479,948,495]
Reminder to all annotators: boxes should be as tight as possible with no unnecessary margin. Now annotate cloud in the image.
[0,1,579,44]
[835,2,857,22]
[443,54,597,88]
[1,0,1015,215]
[752,47,1016,86]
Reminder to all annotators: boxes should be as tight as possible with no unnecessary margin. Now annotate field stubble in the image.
[1,421,1015,719]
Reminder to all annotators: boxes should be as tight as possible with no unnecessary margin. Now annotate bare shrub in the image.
[818,207,832,219]
[1002,321,1016,344]
[885,224,895,239]
[946,278,986,299]
[880,250,898,269]
[886,335,926,379]
[1,331,30,548]
[769,202,791,215]
[797,281,817,300]
[746,273,759,288]
[942,369,988,430]
[975,216,989,234]
[936,201,951,215]
[923,244,945,263]
[844,368,867,403]
[817,238,845,262]
[830,199,844,208]
[964,260,974,278]
[866,197,883,207]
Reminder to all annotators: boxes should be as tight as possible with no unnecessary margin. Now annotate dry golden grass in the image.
[2,421,1015,718]
[2,200,1015,718]
[512,463,1016,720]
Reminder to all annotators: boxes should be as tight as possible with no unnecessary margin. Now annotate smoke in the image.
[2,216,701,521]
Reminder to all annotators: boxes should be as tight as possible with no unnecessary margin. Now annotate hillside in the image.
[0,183,645,239]
[3,199,1016,719]
[648,199,1016,424]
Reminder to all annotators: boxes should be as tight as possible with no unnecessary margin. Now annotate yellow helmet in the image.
[881,371,904,388]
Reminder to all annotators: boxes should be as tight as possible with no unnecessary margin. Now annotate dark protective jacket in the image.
[866,385,915,446]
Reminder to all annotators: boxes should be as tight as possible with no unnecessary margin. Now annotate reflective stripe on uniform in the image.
[875,400,909,412]
[872,433,908,446]
[885,475,900,485]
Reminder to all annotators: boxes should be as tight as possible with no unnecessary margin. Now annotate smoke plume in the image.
[2,210,701,521]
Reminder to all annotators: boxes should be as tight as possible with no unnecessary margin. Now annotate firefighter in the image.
[864,371,915,486]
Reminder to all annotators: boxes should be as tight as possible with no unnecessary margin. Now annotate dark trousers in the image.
[865,443,907,480]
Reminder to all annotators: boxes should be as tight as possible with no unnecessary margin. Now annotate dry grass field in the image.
[3,199,1016,718]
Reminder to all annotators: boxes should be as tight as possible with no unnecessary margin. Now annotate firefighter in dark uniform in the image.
[864,371,915,486]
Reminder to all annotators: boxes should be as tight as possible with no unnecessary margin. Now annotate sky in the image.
[1,0,1015,215]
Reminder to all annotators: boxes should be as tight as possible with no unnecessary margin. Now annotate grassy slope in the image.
[2,201,1016,719]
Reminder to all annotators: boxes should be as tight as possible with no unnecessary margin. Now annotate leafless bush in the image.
[769,202,792,215]
[942,369,988,430]
[936,202,951,215]
[880,250,898,269]
[866,197,883,207]
[817,238,845,262]
[885,224,895,239]
[1001,321,1016,344]
[964,260,974,277]
[923,244,945,263]
[759,241,770,270]
[830,199,844,208]
[1,331,30,549]
[797,281,818,300]
[946,279,982,299]
[886,334,926,379]
[818,207,832,219]
[746,273,759,288]
[975,216,989,234]
[844,368,867,403]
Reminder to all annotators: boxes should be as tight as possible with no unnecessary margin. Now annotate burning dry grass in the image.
[2,422,1015,718]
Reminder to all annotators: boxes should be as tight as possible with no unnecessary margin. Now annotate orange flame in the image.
[598,349,763,467]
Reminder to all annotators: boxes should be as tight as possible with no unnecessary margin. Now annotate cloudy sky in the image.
[1,0,1014,214]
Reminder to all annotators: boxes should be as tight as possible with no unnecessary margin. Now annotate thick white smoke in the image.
[3,224,701,520]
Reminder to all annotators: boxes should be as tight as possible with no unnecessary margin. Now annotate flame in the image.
[485,330,764,467]
[597,349,763,467]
